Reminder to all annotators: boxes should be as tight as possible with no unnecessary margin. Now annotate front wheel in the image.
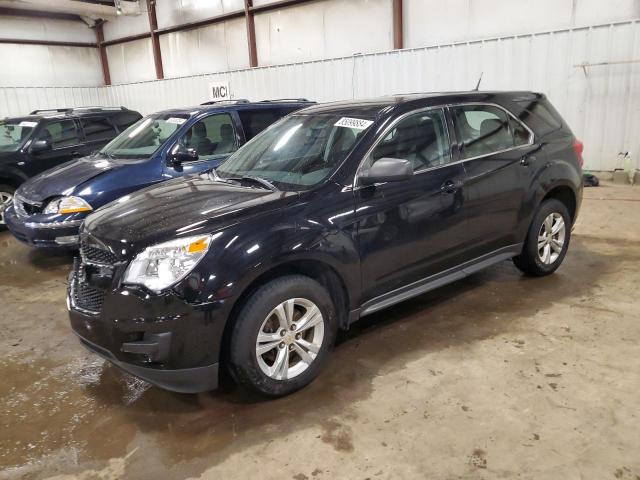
[513,199,572,276]
[227,275,337,397]
[0,184,16,230]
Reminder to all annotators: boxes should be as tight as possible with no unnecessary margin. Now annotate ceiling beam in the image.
[0,37,95,47]
[153,10,245,36]
[249,0,319,14]
[0,5,81,20]
[0,0,141,20]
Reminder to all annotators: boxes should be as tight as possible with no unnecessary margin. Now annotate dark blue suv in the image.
[5,99,313,248]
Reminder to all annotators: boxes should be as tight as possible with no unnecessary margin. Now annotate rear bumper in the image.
[5,206,81,248]
[76,333,219,393]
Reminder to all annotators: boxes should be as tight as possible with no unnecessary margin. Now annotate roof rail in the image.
[72,106,128,112]
[30,108,73,114]
[200,99,250,105]
[259,98,311,103]
[30,106,127,115]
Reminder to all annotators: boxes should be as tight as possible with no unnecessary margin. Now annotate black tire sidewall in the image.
[228,275,337,397]
[523,199,572,275]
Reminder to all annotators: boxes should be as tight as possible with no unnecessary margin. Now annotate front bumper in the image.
[76,333,219,393]
[5,205,82,248]
[67,270,229,393]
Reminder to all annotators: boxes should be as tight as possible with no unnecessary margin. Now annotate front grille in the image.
[80,243,118,266]
[71,240,117,315]
[71,274,106,315]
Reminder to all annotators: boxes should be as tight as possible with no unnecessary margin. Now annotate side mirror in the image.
[31,139,52,153]
[169,146,198,166]
[358,157,413,185]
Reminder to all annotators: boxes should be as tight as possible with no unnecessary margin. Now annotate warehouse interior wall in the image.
[0,0,639,171]
[0,14,102,87]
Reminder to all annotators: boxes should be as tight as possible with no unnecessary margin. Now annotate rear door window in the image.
[453,105,529,159]
[37,120,81,149]
[80,116,117,142]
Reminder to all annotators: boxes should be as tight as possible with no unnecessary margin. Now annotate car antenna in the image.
[474,72,483,91]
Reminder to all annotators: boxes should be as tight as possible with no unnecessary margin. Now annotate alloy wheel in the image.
[255,298,325,381]
[0,191,13,226]
[537,212,565,264]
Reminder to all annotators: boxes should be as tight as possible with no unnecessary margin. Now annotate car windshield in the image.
[0,120,37,152]
[100,112,190,159]
[216,114,372,190]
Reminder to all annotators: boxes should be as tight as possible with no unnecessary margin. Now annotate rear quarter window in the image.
[81,117,117,142]
[514,99,563,136]
[238,109,283,141]
[112,111,143,132]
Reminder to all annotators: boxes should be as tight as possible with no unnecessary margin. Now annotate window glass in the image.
[454,105,521,159]
[0,120,36,152]
[81,117,117,142]
[365,109,451,172]
[238,109,283,140]
[112,111,142,131]
[101,113,189,159]
[37,120,80,149]
[515,100,562,136]
[216,114,369,190]
[178,113,237,159]
[510,117,531,147]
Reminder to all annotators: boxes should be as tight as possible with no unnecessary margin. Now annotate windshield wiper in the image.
[240,175,278,191]
[209,169,278,191]
[219,175,278,191]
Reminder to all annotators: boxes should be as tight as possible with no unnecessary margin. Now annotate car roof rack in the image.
[30,108,73,114]
[30,106,128,115]
[259,98,311,103]
[200,99,250,105]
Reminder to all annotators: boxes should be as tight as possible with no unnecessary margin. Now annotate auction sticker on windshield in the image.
[335,117,374,130]
[166,117,187,125]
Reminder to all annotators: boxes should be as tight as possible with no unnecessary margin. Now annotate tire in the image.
[227,275,337,398]
[513,199,572,276]
[0,184,16,230]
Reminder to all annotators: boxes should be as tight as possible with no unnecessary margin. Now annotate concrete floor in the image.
[1,183,639,480]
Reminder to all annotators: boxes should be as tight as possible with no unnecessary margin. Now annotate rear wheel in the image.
[227,275,337,397]
[513,199,571,276]
[0,184,16,230]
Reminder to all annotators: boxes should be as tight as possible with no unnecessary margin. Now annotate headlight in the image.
[44,196,93,215]
[123,235,212,292]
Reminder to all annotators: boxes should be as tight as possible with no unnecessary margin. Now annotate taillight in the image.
[573,139,584,169]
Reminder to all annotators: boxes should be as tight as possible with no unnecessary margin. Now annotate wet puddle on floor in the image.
[0,235,631,478]
[0,234,73,288]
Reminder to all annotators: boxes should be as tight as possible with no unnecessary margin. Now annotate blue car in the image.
[5,99,313,248]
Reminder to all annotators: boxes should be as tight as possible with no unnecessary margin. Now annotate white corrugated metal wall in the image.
[1,20,639,171]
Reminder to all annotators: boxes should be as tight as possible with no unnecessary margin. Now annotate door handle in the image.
[520,155,530,166]
[71,151,81,156]
[440,180,461,194]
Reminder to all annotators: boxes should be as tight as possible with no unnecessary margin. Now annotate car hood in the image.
[83,176,297,251]
[17,155,123,201]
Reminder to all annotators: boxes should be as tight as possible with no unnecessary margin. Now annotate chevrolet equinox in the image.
[67,92,583,398]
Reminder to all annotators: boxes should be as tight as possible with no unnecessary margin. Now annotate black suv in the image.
[67,92,583,398]
[0,107,142,227]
